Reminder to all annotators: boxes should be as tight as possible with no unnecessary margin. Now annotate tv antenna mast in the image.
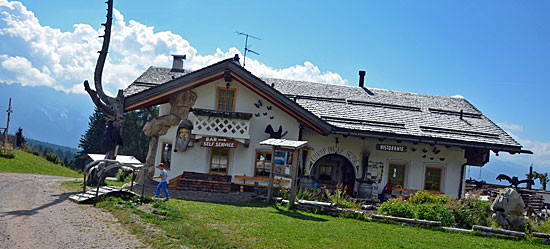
[236,31,261,67]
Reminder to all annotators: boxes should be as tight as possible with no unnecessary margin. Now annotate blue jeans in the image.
[155,181,170,199]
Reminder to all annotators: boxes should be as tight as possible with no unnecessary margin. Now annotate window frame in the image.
[215,87,236,112]
[209,147,230,175]
[254,151,272,177]
[160,142,172,170]
[424,166,443,192]
[387,163,406,188]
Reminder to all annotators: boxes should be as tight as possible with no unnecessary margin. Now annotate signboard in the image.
[200,137,237,148]
[272,149,293,178]
[376,144,407,152]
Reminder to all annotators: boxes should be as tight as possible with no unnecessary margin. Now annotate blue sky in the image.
[0,0,549,184]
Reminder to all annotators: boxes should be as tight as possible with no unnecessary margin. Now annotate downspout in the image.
[458,163,467,198]
[298,124,304,178]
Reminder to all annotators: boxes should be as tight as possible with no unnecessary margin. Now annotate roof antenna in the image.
[235,31,261,67]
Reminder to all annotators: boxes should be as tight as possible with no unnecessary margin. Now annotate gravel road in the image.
[0,173,146,249]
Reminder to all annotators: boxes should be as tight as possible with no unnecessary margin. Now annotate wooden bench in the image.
[177,171,232,193]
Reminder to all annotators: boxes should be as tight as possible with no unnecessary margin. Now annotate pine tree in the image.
[74,107,156,170]
[15,127,25,147]
[118,108,156,162]
[74,108,108,170]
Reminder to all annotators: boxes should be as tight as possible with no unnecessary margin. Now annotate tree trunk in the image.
[138,91,197,185]
[137,137,158,185]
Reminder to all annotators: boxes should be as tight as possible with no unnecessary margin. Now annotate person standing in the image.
[153,163,170,200]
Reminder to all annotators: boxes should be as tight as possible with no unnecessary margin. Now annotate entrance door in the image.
[341,164,355,196]
[311,154,356,196]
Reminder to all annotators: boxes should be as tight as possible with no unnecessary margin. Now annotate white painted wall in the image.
[151,78,468,198]
[302,132,467,198]
[154,78,300,184]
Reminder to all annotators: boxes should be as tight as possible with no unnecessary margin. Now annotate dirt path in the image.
[0,173,146,249]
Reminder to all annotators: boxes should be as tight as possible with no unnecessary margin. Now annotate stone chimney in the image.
[172,54,186,71]
[359,70,366,88]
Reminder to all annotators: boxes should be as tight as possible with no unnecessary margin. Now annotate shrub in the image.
[116,168,133,182]
[0,152,15,159]
[0,147,15,159]
[296,187,318,201]
[273,187,290,200]
[448,197,492,229]
[409,191,449,205]
[44,152,60,164]
[533,219,550,234]
[327,185,358,209]
[416,204,454,226]
[378,199,415,219]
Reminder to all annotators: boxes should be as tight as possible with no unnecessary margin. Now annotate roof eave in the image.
[123,59,331,135]
[330,127,525,154]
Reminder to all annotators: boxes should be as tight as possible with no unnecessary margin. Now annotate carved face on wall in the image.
[178,128,190,139]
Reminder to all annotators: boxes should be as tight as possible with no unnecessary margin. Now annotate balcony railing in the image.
[191,108,252,140]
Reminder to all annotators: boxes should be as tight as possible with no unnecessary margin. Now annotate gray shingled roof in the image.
[123,66,521,150]
[124,66,189,96]
[262,78,519,148]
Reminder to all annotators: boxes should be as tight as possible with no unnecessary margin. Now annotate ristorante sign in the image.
[200,137,237,148]
[376,144,407,152]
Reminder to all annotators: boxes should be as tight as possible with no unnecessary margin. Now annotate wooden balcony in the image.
[191,108,252,140]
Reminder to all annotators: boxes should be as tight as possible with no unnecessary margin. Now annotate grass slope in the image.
[0,150,81,177]
[94,196,546,249]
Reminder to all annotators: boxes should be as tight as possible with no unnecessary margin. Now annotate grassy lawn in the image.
[0,150,81,177]
[77,189,547,249]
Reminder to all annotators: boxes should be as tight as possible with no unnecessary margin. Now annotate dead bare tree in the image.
[83,0,124,186]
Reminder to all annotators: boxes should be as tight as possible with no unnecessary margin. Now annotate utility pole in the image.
[3,98,12,147]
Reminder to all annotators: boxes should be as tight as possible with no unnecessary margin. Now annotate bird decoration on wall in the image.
[440,158,445,161]
[496,174,535,188]
[265,124,288,139]
[411,147,417,152]
[254,100,263,108]
[263,112,267,116]
[269,116,274,119]
[267,105,272,110]
[429,157,434,160]
[433,147,441,154]
[422,149,428,153]
[254,113,260,117]
[422,155,427,158]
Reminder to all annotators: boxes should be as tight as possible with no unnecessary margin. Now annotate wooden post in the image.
[130,169,135,191]
[289,149,300,209]
[266,146,276,202]
[3,98,12,147]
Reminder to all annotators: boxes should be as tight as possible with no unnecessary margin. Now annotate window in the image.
[210,148,230,174]
[160,142,172,170]
[424,167,442,191]
[254,151,272,177]
[319,165,333,180]
[387,163,406,188]
[216,87,235,112]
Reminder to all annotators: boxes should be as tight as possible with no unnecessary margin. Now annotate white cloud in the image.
[0,1,346,95]
[493,122,550,172]
[451,94,464,99]
[497,122,524,133]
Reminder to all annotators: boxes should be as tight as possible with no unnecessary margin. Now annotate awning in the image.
[259,138,309,150]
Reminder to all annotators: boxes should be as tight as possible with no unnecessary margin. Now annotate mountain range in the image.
[0,83,94,148]
[0,82,540,189]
